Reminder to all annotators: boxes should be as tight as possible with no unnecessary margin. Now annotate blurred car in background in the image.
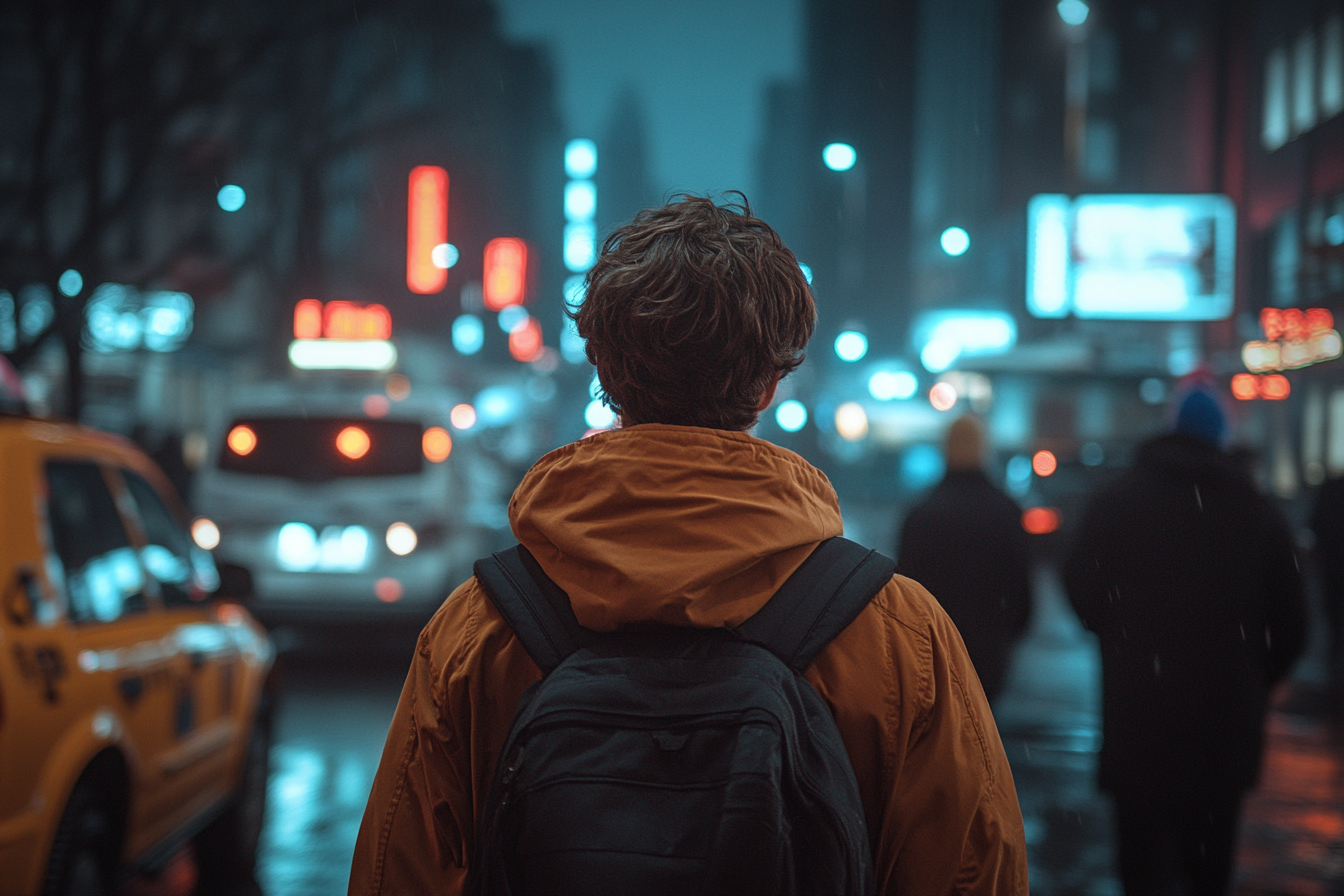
[0,414,274,896]
[192,384,508,625]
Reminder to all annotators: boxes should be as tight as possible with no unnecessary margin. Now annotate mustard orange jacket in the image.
[349,425,1029,894]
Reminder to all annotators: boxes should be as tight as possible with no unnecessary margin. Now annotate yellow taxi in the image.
[0,415,274,895]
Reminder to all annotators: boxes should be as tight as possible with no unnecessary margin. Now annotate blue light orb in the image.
[585,399,616,429]
[822,143,857,172]
[565,139,598,179]
[431,243,459,269]
[834,331,868,362]
[775,400,808,432]
[498,305,530,334]
[868,370,918,401]
[1057,0,1090,26]
[940,226,970,257]
[217,185,246,212]
[452,314,484,355]
[58,269,83,297]
[901,443,946,490]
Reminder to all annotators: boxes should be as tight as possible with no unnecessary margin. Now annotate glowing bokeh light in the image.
[929,382,958,411]
[375,577,404,603]
[362,394,390,418]
[940,226,970,256]
[1032,450,1058,477]
[386,373,411,401]
[431,243,459,270]
[1057,0,1090,26]
[869,370,918,401]
[775,400,808,432]
[499,305,530,333]
[422,426,452,462]
[217,185,246,212]
[58,269,83,297]
[483,238,528,310]
[835,331,868,362]
[227,425,257,456]
[385,523,418,556]
[452,314,484,355]
[835,402,869,441]
[407,166,448,294]
[509,318,544,363]
[585,400,617,429]
[565,139,598,179]
[823,142,857,172]
[1260,374,1291,400]
[1231,373,1259,401]
[450,404,477,430]
[1022,507,1061,534]
[336,426,371,460]
[191,518,220,551]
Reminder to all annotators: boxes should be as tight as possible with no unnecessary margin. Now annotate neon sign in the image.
[1241,307,1342,372]
[290,299,396,370]
[407,166,449,295]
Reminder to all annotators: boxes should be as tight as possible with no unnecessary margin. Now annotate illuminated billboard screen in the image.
[1026,194,1236,320]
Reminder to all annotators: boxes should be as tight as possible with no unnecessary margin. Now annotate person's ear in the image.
[757,375,783,412]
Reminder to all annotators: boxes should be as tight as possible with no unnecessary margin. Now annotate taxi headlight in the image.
[386,522,418,556]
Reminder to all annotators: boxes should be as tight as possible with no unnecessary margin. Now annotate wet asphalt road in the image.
[248,570,1344,896]
[256,626,419,896]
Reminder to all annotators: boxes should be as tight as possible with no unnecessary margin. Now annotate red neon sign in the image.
[407,166,448,295]
[292,300,392,340]
[294,299,323,339]
[484,238,527,310]
[1231,372,1291,401]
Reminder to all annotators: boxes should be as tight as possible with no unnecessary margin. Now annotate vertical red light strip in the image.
[483,238,528,310]
[407,166,448,294]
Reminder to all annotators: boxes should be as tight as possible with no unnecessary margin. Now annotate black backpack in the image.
[468,536,895,896]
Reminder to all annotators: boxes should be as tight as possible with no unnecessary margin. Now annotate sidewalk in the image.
[996,566,1344,895]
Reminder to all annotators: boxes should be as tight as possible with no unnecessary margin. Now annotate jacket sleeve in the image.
[348,580,542,896]
[806,577,1029,895]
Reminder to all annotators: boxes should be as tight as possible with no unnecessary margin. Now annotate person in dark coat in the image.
[897,415,1032,702]
[1309,475,1344,699]
[1064,389,1308,896]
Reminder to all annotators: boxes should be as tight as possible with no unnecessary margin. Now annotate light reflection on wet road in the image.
[256,627,417,896]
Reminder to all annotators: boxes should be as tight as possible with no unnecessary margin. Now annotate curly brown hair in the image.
[573,193,816,431]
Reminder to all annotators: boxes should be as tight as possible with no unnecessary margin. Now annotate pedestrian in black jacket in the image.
[1064,389,1308,896]
[897,415,1032,702]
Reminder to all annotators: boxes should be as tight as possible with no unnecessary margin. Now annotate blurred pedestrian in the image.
[1309,475,1344,700]
[350,195,1028,895]
[1064,389,1307,896]
[896,415,1032,702]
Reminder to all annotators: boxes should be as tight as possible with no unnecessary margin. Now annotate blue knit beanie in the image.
[1175,389,1225,446]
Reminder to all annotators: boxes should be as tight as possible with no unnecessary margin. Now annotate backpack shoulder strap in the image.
[734,536,896,671]
[473,545,598,675]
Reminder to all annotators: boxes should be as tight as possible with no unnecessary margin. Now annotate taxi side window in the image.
[45,461,147,623]
[121,470,206,606]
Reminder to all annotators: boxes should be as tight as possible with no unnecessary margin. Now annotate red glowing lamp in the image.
[1022,507,1060,535]
[292,300,391,341]
[484,238,528,310]
[508,317,544,362]
[407,166,449,294]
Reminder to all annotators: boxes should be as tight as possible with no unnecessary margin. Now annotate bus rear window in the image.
[219,417,425,480]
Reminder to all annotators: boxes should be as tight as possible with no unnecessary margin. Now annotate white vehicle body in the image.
[193,383,511,624]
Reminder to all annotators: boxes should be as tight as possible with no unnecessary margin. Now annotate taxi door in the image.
[112,466,239,837]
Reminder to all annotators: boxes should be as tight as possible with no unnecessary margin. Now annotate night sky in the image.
[496,0,802,200]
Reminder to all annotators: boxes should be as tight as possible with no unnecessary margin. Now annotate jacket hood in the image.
[1136,432,1239,482]
[508,424,844,631]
